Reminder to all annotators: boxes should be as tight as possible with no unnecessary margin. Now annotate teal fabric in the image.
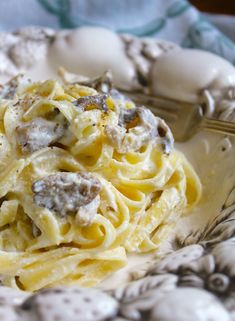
[0,0,235,64]
[37,0,235,64]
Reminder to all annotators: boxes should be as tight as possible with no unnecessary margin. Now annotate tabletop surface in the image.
[190,0,235,15]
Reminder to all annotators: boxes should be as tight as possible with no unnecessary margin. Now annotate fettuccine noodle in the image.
[0,73,201,291]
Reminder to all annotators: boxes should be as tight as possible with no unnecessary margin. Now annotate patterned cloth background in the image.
[0,0,235,64]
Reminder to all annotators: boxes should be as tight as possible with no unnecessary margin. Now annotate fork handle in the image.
[201,118,235,136]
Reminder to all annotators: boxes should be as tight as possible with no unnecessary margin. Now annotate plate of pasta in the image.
[0,26,234,321]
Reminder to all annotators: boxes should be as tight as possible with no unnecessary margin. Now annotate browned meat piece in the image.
[16,117,65,153]
[78,71,113,94]
[72,94,108,112]
[118,107,138,127]
[60,69,113,94]
[32,172,101,217]
[105,106,174,154]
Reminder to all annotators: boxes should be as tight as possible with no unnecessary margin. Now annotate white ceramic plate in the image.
[0,26,235,321]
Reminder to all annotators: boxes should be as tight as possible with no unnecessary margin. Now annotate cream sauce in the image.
[151,49,235,103]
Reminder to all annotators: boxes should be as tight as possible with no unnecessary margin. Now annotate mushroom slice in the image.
[73,94,108,112]
[59,68,113,94]
[105,106,174,154]
[32,172,101,217]
[77,70,113,94]
[16,117,65,153]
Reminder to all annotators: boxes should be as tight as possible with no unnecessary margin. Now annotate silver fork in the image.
[120,90,235,141]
